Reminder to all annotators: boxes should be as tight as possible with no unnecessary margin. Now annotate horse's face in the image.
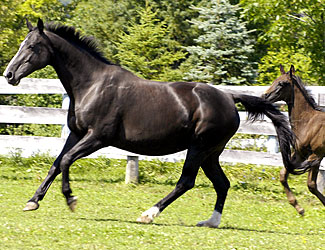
[263,65,294,103]
[3,19,52,86]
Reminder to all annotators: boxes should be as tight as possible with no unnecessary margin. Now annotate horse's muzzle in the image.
[3,71,20,86]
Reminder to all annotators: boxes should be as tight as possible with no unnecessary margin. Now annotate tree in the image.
[66,0,140,63]
[150,0,204,47]
[114,2,187,81]
[184,0,257,85]
[241,0,325,85]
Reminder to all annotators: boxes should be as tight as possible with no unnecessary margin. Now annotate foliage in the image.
[183,0,257,85]
[257,48,314,85]
[66,0,138,62]
[241,0,325,85]
[150,0,203,47]
[114,2,187,81]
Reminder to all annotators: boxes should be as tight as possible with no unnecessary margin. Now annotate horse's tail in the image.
[232,94,297,174]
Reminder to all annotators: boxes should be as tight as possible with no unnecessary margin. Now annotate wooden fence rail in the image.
[1,77,325,184]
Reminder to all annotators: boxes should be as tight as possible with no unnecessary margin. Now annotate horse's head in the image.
[3,19,53,85]
[263,65,296,104]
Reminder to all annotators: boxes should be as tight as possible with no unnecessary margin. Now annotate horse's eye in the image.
[30,45,40,54]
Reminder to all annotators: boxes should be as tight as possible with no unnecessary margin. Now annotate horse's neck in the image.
[47,32,104,99]
[289,85,315,130]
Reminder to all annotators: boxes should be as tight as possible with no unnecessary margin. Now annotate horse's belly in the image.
[117,143,187,156]
[112,129,191,156]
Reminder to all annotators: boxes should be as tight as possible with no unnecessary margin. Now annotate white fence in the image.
[1,77,325,183]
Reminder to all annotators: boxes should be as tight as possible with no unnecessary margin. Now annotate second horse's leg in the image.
[306,156,325,206]
[279,167,305,215]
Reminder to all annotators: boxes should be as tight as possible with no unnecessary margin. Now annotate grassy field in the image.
[0,153,324,249]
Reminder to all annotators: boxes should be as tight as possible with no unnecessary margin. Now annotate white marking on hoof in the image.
[196,210,221,228]
[23,201,39,211]
[136,206,160,224]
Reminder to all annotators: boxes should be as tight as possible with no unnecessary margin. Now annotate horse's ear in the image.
[280,64,286,75]
[289,65,295,79]
[26,18,33,32]
[37,18,44,34]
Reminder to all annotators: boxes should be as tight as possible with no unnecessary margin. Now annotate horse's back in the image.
[111,79,239,154]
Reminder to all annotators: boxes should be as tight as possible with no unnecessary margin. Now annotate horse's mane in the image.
[45,22,113,65]
[292,75,323,111]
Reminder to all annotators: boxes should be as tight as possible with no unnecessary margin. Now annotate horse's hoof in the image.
[23,201,39,211]
[67,196,77,212]
[298,208,305,216]
[196,220,219,228]
[136,215,154,224]
[136,206,160,224]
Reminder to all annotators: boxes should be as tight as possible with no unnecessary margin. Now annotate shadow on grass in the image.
[77,216,195,228]
[76,217,319,236]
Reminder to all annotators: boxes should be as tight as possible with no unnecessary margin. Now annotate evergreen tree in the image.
[114,2,187,81]
[184,0,256,85]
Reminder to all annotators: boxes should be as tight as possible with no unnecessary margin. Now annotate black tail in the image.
[233,94,297,174]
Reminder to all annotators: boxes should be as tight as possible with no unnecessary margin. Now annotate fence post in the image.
[266,135,279,154]
[125,155,139,184]
[317,161,325,194]
[61,94,70,138]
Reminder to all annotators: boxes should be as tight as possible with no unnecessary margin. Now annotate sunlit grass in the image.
[0,154,324,249]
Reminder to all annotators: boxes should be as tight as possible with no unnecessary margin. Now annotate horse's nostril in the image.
[6,72,13,80]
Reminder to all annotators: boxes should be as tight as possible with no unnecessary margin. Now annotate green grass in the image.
[0,153,324,249]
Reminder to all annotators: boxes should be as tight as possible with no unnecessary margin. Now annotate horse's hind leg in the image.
[279,167,305,215]
[24,132,81,211]
[197,153,230,228]
[137,145,211,224]
[307,156,325,206]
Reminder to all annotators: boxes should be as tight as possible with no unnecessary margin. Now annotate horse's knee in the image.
[60,154,72,172]
[176,179,195,191]
[47,164,61,176]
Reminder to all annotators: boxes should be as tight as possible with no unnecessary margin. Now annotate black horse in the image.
[3,19,294,228]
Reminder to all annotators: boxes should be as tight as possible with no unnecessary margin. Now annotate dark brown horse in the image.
[264,65,325,215]
[3,19,294,228]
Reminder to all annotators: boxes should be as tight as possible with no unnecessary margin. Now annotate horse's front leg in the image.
[24,132,81,211]
[279,167,305,215]
[59,129,104,211]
